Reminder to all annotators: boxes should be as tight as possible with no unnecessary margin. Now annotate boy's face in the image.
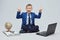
[26,6,32,13]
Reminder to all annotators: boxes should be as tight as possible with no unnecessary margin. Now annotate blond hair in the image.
[5,22,12,27]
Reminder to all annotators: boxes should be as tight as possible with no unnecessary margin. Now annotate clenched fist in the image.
[39,7,43,13]
[17,7,21,12]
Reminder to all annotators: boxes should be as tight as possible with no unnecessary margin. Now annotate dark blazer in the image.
[16,11,41,25]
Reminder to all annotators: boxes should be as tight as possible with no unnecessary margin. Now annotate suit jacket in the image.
[16,11,41,25]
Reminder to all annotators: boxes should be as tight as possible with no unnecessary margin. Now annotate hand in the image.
[39,7,43,12]
[17,7,21,12]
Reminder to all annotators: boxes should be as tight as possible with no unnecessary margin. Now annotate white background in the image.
[0,0,60,40]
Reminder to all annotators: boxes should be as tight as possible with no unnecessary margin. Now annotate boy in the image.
[16,4,42,33]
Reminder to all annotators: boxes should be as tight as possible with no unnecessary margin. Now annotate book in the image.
[3,31,20,36]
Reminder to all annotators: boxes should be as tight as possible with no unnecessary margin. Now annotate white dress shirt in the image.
[26,13,32,25]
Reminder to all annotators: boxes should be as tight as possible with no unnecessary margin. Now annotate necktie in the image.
[28,14,30,25]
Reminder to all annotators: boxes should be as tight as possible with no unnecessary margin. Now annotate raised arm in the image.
[16,7,22,19]
[34,12,41,18]
[35,8,43,18]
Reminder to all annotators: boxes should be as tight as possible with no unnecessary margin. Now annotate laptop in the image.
[36,23,57,37]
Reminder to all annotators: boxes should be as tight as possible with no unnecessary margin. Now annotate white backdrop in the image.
[0,0,60,40]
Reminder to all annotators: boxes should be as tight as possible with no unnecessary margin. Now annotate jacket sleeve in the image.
[34,12,42,18]
[16,11,22,19]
